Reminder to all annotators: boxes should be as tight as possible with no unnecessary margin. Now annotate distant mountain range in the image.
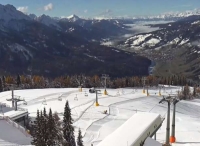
[0,4,151,77]
[1,3,200,78]
[119,15,200,79]
[122,15,200,51]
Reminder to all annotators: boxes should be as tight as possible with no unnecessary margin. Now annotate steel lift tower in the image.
[159,96,173,146]
[6,89,26,111]
[101,74,109,95]
[170,98,180,143]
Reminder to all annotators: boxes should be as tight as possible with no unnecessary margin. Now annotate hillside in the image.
[0,4,150,77]
[0,87,200,145]
[120,15,200,79]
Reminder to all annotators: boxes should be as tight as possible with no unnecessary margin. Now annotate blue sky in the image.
[0,0,200,18]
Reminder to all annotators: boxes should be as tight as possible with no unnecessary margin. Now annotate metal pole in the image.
[15,101,17,111]
[96,91,98,104]
[95,90,99,106]
[105,77,106,90]
[166,101,170,145]
[154,133,156,140]
[170,104,176,142]
[170,99,179,143]
[12,89,14,108]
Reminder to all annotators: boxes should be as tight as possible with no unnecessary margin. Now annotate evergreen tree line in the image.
[31,101,83,146]
[0,74,192,91]
[180,84,199,100]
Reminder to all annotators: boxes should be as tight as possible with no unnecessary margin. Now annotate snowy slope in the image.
[0,87,200,146]
[67,14,80,22]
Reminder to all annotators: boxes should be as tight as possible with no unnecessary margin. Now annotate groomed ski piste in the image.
[0,86,200,146]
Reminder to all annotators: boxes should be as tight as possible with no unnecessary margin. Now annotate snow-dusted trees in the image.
[53,112,63,145]
[182,84,191,99]
[193,85,196,97]
[31,110,43,146]
[63,101,76,146]
[32,108,61,146]
[47,108,56,145]
[77,128,84,146]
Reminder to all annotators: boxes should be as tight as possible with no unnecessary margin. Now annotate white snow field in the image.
[0,86,200,146]
[97,112,162,146]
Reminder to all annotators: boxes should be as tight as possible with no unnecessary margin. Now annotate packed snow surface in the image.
[0,86,200,146]
[97,112,162,146]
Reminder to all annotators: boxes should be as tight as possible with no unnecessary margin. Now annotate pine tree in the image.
[0,78,3,92]
[41,108,48,145]
[31,110,43,146]
[47,108,56,146]
[183,84,190,100]
[53,112,64,145]
[63,101,76,146]
[17,74,21,87]
[193,85,196,97]
[40,111,46,146]
[77,128,84,146]
[2,76,5,87]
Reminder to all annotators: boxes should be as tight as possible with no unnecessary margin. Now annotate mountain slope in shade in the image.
[119,15,200,79]
[0,4,31,22]
[0,4,151,77]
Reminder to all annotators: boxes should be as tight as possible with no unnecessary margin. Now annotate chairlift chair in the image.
[22,98,27,105]
[58,96,62,101]
[23,101,27,105]
[42,98,47,105]
[74,94,78,101]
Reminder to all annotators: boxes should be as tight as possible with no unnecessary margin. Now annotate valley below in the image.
[101,18,200,80]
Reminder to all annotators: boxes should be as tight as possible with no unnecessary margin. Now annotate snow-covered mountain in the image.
[149,9,200,19]
[0,4,150,77]
[123,15,200,50]
[67,14,81,22]
[91,9,200,23]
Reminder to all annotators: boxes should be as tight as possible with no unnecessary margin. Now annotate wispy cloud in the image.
[84,10,88,13]
[17,6,28,13]
[97,9,113,16]
[44,3,53,11]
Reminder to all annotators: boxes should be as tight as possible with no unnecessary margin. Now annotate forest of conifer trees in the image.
[0,74,194,91]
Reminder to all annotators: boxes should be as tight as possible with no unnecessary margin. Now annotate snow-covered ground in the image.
[0,86,200,146]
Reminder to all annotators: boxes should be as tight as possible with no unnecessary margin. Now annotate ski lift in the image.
[103,110,107,114]
[74,94,78,101]
[116,90,120,96]
[121,89,125,94]
[58,95,62,101]
[89,87,95,93]
[58,97,62,101]
[42,98,47,105]
[85,91,88,97]
[23,98,27,105]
